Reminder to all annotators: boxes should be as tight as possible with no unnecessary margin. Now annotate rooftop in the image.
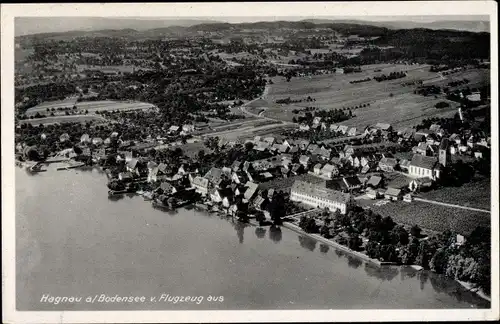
[292,180,351,204]
[410,154,438,170]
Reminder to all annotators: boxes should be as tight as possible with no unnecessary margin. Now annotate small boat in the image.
[108,190,127,197]
[152,199,171,210]
[29,163,47,173]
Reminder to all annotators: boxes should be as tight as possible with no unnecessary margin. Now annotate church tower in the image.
[439,138,450,167]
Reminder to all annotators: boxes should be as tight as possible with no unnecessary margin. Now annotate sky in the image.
[219,15,489,23]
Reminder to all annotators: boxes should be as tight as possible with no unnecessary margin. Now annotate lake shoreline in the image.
[281,222,491,303]
[15,164,491,307]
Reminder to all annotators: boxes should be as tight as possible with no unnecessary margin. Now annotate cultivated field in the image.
[76,101,157,113]
[26,100,157,116]
[424,68,489,89]
[76,64,138,74]
[417,177,491,211]
[19,114,107,126]
[370,200,490,236]
[261,64,489,129]
[25,98,79,115]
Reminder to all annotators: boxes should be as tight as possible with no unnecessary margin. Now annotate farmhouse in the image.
[366,189,380,200]
[385,187,403,201]
[313,163,322,174]
[243,181,259,201]
[374,123,392,132]
[413,142,437,156]
[169,125,180,134]
[204,167,226,188]
[80,134,91,144]
[347,127,357,137]
[299,155,311,167]
[320,163,338,179]
[378,157,398,172]
[409,154,440,180]
[191,176,209,196]
[300,124,310,131]
[118,172,134,182]
[313,147,331,160]
[290,180,352,214]
[366,175,382,189]
[337,125,349,134]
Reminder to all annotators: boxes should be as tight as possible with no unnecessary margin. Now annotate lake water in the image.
[15,166,490,310]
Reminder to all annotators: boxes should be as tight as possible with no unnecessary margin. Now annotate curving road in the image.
[239,85,294,126]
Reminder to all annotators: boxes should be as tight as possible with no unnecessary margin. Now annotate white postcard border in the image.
[2,1,498,323]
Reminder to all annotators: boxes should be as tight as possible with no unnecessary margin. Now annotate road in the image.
[413,197,490,213]
[238,85,293,126]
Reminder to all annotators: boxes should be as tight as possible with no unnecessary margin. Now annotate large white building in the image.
[409,154,441,180]
[290,180,353,214]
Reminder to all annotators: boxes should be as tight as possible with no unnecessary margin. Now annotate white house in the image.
[320,163,338,179]
[290,180,352,214]
[191,176,209,196]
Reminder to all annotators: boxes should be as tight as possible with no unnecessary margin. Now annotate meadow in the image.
[19,115,106,126]
[261,63,488,129]
[26,100,157,116]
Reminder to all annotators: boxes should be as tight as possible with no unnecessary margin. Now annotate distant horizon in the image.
[15,15,490,36]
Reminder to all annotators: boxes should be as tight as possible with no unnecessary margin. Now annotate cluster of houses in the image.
[41,117,489,215]
[411,123,490,160]
[299,117,357,137]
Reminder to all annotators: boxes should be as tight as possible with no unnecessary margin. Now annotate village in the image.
[15,101,491,273]
[12,16,493,304]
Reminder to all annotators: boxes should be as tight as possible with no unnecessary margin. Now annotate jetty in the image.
[56,161,85,171]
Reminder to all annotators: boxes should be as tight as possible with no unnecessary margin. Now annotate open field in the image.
[76,100,157,112]
[424,68,489,89]
[76,64,138,74]
[370,200,490,236]
[19,114,107,126]
[262,64,488,128]
[25,97,79,115]
[26,100,157,116]
[416,177,491,211]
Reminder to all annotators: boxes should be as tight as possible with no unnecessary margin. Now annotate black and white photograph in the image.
[2,2,498,323]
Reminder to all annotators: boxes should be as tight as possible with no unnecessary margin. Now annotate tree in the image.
[255,211,266,226]
[108,179,125,191]
[173,147,183,157]
[416,240,437,269]
[305,218,318,233]
[429,247,449,274]
[365,241,380,259]
[25,147,41,161]
[244,141,254,151]
[320,224,331,238]
[379,244,398,262]
[299,216,308,230]
[197,150,205,161]
[410,224,422,238]
[399,237,420,265]
[391,225,409,245]
[348,233,362,251]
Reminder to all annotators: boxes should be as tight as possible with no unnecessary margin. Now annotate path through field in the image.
[413,197,490,213]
